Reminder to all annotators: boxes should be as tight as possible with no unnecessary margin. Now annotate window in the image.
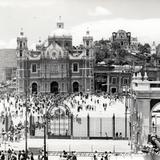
[58,24,62,28]
[111,77,117,84]
[20,62,23,68]
[123,78,129,85]
[51,65,58,73]
[32,64,37,73]
[20,42,22,48]
[62,83,64,91]
[65,42,69,47]
[61,64,64,71]
[20,50,22,57]
[86,41,89,46]
[73,63,79,72]
[86,49,89,56]
[90,70,93,76]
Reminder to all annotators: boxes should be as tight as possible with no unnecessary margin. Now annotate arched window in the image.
[86,40,89,46]
[20,41,22,48]
[72,63,79,73]
[32,64,37,73]
[20,50,22,57]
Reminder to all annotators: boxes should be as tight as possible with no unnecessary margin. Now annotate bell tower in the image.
[83,30,93,49]
[16,28,28,58]
[16,29,28,94]
[82,29,95,93]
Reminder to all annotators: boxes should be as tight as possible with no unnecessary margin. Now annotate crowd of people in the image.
[0,90,127,159]
[0,92,126,140]
[59,150,110,160]
[0,149,34,160]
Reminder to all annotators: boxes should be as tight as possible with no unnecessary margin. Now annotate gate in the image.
[48,104,72,138]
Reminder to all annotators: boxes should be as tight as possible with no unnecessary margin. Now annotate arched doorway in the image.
[32,83,37,94]
[73,82,79,92]
[111,87,117,94]
[50,81,59,94]
[48,105,72,138]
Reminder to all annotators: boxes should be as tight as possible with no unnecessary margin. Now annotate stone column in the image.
[137,99,150,146]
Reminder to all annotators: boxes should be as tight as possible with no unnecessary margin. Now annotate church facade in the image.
[16,19,94,95]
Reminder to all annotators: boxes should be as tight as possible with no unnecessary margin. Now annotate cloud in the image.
[88,6,112,16]
[0,0,55,8]
[71,18,160,45]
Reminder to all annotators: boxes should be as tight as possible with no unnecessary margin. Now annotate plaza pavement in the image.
[8,139,131,152]
[0,139,158,160]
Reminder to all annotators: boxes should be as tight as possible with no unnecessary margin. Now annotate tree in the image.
[111,42,121,51]
[95,49,105,63]
[94,39,111,63]
[138,43,151,55]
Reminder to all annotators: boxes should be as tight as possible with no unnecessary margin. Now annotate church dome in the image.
[49,28,71,37]
[49,17,72,38]
[117,30,127,38]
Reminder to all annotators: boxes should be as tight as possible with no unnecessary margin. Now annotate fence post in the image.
[113,114,115,139]
[71,114,73,138]
[87,114,90,138]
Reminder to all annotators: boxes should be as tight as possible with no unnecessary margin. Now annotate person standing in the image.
[104,151,108,160]
[30,152,34,160]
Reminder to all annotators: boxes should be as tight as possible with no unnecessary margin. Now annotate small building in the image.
[111,30,131,49]
[94,64,132,94]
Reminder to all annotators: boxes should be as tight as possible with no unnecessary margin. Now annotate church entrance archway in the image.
[32,83,37,94]
[50,81,59,94]
[73,82,79,92]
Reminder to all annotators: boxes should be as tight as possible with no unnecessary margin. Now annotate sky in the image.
[1,0,160,49]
